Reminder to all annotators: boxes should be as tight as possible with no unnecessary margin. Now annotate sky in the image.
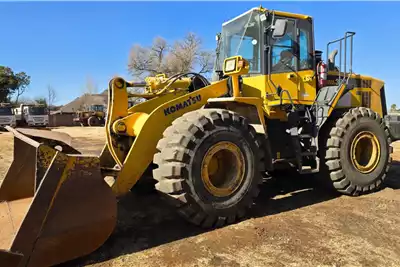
[1,1,399,106]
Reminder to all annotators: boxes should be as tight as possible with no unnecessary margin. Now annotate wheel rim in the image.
[350,131,380,174]
[201,141,245,197]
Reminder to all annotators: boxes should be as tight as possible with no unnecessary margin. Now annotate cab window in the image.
[269,18,314,73]
[270,20,296,73]
[298,28,313,70]
[222,10,262,74]
[228,35,260,72]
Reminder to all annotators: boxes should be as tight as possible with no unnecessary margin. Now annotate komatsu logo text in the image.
[164,95,202,116]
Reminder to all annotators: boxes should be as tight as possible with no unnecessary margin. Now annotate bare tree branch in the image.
[47,84,57,111]
[13,72,30,104]
[128,32,214,79]
[197,51,214,74]
[85,75,98,95]
[79,76,98,110]
[151,37,168,71]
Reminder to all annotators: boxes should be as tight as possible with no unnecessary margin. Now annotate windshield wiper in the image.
[235,11,254,55]
[214,33,222,72]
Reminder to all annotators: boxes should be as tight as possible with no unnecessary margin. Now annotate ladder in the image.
[287,109,319,174]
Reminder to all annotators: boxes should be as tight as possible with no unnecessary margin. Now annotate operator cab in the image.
[89,104,105,112]
[25,105,47,115]
[0,105,13,116]
[0,103,16,128]
[213,7,318,103]
[213,7,354,106]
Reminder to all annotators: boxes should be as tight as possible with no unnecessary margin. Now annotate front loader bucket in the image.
[0,127,117,267]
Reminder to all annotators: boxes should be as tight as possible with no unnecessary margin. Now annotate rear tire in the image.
[153,109,265,228]
[88,116,100,127]
[323,107,392,195]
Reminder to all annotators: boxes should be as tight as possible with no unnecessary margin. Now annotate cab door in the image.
[267,17,316,104]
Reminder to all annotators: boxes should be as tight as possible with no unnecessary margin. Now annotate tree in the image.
[16,96,35,105]
[0,66,30,103]
[80,76,99,111]
[14,72,30,104]
[47,84,57,108]
[390,104,398,112]
[128,33,214,80]
[85,75,98,95]
[34,97,47,106]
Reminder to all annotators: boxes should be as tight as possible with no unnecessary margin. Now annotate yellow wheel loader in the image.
[73,104,106,127]
[1,6,399,266]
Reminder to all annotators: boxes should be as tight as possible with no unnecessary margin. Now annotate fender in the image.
[204,97,273,171]
[205,97,267,134]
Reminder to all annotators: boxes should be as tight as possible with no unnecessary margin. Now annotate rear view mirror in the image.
[272,19,288,38]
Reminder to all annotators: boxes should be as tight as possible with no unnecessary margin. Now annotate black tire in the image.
[323,107,392,195]
[153,109,265,228]
[88,116,100,127]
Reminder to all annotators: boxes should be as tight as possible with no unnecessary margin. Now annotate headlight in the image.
[224,59,236,72]
[223,56,249,76]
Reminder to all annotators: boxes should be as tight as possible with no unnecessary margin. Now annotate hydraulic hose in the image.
[127,73,210,99]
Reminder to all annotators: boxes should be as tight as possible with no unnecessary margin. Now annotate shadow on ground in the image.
[59,162,400,267]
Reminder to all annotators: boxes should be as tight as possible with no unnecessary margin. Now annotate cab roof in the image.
[222,6,311,26]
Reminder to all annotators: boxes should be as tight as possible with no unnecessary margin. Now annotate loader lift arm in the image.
[102,76,230,196]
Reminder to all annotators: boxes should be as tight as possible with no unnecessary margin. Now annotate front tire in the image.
[153,109,265,228]
[323,107,392,195]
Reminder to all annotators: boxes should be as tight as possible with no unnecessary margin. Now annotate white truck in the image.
[0,103,16,128]
[14,104,49,127]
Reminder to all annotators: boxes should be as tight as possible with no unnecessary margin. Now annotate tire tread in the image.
[324,107,392,196]
[153,109,265,228]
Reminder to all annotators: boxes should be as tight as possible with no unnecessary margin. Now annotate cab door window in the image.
[270,20,296,73]
[298,27,313,70]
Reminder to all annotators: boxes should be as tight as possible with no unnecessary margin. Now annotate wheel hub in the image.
[350,131,380,174]
[201,141,245,197]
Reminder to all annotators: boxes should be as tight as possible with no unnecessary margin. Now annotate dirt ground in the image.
[1,127,399,267]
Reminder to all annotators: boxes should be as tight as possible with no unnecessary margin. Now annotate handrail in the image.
[326,31,356,85]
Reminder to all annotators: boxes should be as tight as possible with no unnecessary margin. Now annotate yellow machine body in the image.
[325,72,386,116]
[238,71,386,120]
[74,104,106,126]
